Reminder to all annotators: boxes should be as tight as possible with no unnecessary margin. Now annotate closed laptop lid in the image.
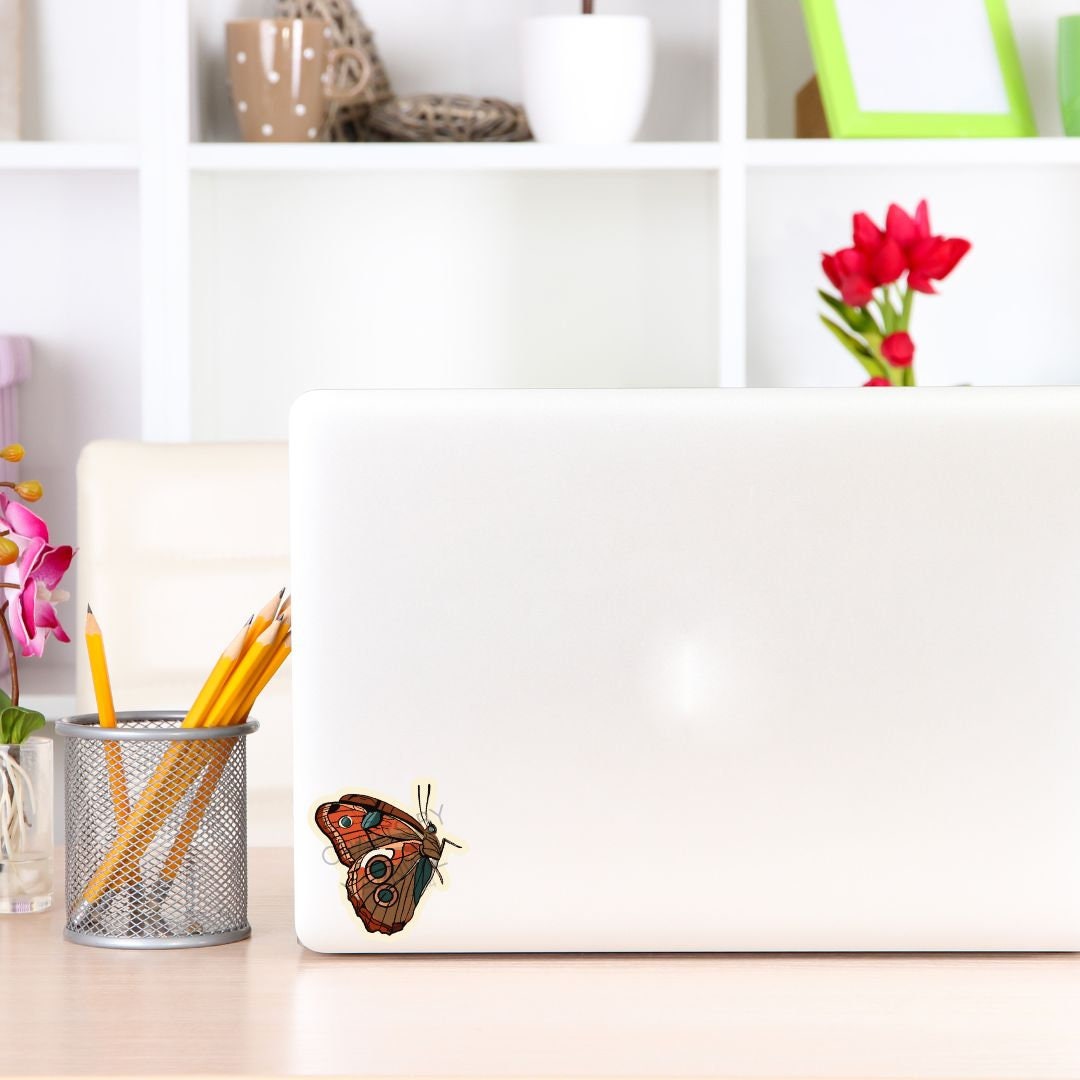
[291,388,1080,952]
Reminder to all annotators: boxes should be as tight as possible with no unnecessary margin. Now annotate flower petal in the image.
[33,544,74,591]
[15,575,41,657]
[0,495,48,543]
[914,200,932,241]
[33,602,70,645]
[841,276,875,308]
[935,237,972,279]
[886,204,919,250]
[835,247,870,276]
[822,253,842,290]
[852,212,884,255]
[871,239,907,286]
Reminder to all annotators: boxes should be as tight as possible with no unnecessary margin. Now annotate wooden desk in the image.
[4,848,1080,1078]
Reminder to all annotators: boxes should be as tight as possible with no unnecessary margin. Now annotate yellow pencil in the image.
[163,625,292,881]
[203,620,283,729]
[236,630,291,721]
[243,587,285,655]
[161,738,238,883]
[84,608,130,826]
[184,618,251,729]
[73,597,292,919]
[74,615,252,911]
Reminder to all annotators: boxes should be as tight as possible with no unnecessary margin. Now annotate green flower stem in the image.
[901,285,914,331]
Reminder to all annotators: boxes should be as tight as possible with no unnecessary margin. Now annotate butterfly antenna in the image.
[425,784,432,820]
[417,784,427,826]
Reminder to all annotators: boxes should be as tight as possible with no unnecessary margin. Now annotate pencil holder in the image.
[57,711,258,949]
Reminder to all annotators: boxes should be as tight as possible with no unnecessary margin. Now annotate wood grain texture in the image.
[3,848,1080,1078]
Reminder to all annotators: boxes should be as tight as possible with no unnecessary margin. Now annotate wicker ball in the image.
[366,94,532,143]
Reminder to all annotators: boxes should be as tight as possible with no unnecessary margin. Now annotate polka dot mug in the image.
[226,19,372,142]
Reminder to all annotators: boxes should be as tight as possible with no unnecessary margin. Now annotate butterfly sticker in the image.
[315,784,461,936]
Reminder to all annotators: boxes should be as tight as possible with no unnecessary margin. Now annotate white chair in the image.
[76,440,290,844]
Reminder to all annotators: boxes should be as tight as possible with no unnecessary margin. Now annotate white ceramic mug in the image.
[521,15,653,145]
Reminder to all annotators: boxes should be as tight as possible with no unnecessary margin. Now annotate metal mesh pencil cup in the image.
[56,711,258,949]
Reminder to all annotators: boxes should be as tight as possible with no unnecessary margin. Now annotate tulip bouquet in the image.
[0,446,73,907]
[820,200,971,387]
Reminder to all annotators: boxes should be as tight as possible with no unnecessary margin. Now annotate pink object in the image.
[0,337,30,484]
[0,495,73,659]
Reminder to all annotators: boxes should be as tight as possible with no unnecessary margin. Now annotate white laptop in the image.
[290,388,1080,953]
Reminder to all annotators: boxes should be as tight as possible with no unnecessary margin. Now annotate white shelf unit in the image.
[10,0,1080,701]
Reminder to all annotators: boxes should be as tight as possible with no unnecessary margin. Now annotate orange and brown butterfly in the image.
[314,784,461,936]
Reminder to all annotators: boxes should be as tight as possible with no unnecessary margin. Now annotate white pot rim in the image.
[524,14,651,24]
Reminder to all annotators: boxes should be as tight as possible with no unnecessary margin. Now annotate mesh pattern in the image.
[64,717,249,946]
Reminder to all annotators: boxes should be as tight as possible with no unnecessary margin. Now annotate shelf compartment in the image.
[745,166,1080,388]
[190,169,720,440]
[190,0,719,145]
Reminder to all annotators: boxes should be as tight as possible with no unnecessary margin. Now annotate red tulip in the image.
[822,248,875,307]
[881,331,915,368]
[851,212,906,287]
[885,200,971,294]
[864,377,891,387]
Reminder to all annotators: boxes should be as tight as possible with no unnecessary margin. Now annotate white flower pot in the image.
[521,15,653,145]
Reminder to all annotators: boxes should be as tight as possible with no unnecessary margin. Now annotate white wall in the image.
[0,172,141,689]
[748,166,1080,387]
[21,0,139,141]
[190,169,718,440]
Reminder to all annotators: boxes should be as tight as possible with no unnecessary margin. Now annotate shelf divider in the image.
[718,0,749,388]
[139,1,192,442]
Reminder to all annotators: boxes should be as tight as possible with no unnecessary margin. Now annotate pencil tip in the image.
[86,604,92,614]
[279,586,286,598]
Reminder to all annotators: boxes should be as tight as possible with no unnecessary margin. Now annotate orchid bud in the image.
[0,537,18,565]
[0,444,24,463]
[14,480,42,502]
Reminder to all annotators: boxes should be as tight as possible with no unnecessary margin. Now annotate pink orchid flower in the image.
[0,495,74,657]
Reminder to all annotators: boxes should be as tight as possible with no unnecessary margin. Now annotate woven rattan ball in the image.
[366,94,531,143]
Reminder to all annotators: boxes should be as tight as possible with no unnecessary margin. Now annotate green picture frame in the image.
[801,0,1037,138]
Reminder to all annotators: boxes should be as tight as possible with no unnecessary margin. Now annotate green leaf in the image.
[0,687,12,712]
[819,317,885,380]
[820,316,871,357]
[0,705,45,745]
[819,318,887,381]
[818,290,876,336]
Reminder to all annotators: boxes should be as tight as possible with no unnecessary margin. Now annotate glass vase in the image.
[0,735,53,913]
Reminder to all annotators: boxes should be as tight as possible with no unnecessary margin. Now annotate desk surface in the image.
[5,848,1080,1079]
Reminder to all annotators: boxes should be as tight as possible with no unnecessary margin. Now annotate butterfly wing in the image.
[315,796,423,867]
[344,837,438,935]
